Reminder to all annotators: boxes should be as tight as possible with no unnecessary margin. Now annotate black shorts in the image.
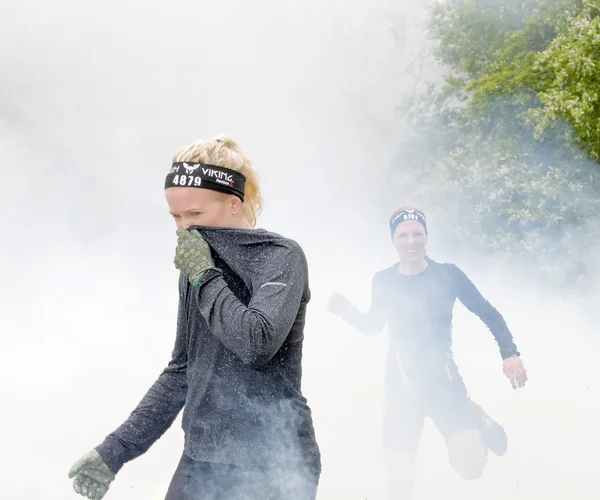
[164,452,320,500]
[382,358,480,453]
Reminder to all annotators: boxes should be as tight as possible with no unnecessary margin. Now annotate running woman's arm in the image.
[329,273,387,335]
[192,241,308,367]
[93,277,189,474]
[450,264,520,359]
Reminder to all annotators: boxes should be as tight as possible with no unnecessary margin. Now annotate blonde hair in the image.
[171,135,263,227]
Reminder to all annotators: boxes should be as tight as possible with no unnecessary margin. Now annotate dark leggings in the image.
[164,453,320,500]
[383,359,481,453]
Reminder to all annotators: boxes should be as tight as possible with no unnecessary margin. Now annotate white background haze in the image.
[1,0,599,498]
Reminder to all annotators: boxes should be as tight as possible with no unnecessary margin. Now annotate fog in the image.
[1,0,599,499]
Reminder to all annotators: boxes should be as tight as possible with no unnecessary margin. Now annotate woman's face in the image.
[165,187,240,229]
[392,220,428,262]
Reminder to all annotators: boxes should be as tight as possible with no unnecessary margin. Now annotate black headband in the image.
[389,209,428,237]
[164,162,246,201]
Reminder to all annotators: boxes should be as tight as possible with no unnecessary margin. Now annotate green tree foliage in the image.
[465,0,599,159]
[429,0,543,80]
[389,0,600,288]
[528,2,600,160]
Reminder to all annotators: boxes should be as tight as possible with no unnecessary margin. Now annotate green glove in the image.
[68,449,115,500]
[174,228,215,285]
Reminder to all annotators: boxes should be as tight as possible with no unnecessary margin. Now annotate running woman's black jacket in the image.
[95,227,321,476]
[343,257,520,386]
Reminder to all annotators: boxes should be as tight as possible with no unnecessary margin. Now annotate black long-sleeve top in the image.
[341,257,519,384]
[95,227,321,475]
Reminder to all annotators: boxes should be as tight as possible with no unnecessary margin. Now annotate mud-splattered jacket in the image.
[96,227,321,475]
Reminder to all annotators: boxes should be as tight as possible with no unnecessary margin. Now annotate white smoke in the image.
[1,0,598,499]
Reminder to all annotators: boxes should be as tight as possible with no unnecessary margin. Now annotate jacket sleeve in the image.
[94,278,189,474]
[192,243,307,367]
[339,272,387,335]
[450,264,520,359]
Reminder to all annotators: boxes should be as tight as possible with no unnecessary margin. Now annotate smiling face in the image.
[165,186,248,229]
[392,219,428,263]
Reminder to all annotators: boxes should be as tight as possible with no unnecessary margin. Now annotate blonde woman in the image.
[328,207,527,499]
[68,136,321,500]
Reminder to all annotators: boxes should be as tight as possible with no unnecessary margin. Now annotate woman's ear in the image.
[229,195,243,216]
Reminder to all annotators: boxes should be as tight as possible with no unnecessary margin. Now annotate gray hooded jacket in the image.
[95,227,321,475]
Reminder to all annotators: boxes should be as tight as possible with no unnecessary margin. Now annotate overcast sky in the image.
[1,1,599,499]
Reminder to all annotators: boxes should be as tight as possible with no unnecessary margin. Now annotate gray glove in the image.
[68,449,116,500]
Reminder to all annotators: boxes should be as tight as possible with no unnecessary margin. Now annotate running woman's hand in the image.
[503,356,527,389]
[68,450,115,500]
[174,228,215,285]
[327,292,354,317]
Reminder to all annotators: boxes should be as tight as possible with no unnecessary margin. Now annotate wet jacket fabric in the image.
[95,227,321,476]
